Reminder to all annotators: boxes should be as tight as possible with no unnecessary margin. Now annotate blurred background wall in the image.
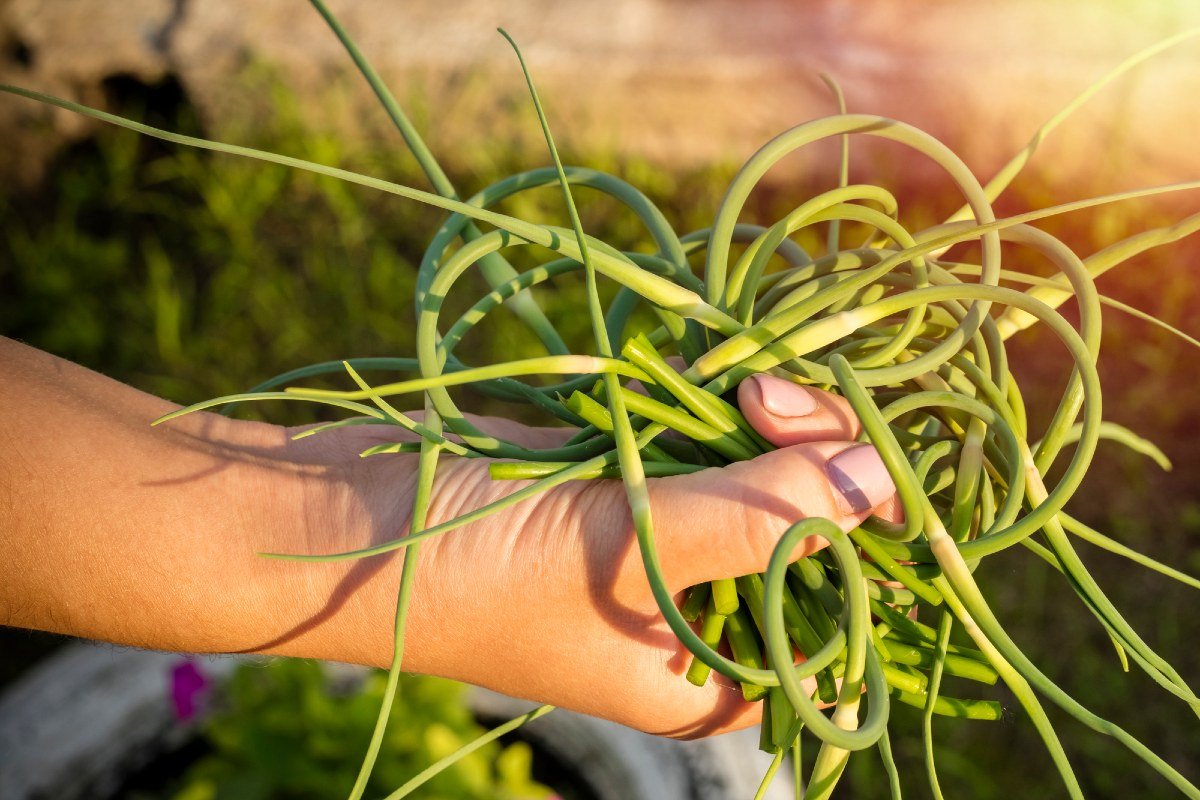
[3,0,1200,188]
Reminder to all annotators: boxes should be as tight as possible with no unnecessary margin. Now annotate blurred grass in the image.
[1,71,1198,798]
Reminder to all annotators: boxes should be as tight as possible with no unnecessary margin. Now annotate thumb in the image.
[649,441,896,590]
[738,373,863,446]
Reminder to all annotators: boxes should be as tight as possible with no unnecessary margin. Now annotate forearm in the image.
[0,337,376,660]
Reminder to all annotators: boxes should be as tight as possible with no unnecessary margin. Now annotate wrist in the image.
[172,418,336,657]
[246,424,427,672]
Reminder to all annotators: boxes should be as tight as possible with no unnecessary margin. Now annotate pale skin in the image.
[0,335,898,739]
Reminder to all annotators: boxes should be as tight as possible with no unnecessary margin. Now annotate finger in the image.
[628,643,839,739]
[636,640,842,739]
[873,493,905,525]
[649,441,897,590]
[737,373,862,446]
[636,669,762,739]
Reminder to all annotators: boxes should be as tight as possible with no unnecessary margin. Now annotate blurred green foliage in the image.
[160,660,549,800]
[0,70,753,425]
[2,72,1198,798]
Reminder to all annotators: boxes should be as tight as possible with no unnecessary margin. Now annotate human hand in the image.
[0,338,895,738]
[284,373,899,738]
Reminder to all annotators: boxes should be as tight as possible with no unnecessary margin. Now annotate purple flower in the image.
[169,658,211,722]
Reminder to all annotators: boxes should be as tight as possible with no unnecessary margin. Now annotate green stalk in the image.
[686,595,728,687]
[11,23,1197,798]
[346,406,443,800]
[381,704,555,800]
[307,0,569,356]
[923,612,956,800]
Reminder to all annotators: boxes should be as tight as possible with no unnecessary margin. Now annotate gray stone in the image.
[0,643,789,800]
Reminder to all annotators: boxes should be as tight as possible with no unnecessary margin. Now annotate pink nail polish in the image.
[826,444,895,514]
[752,374,818,418]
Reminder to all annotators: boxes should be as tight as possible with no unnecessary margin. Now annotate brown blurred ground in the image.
[3,0,1200,193]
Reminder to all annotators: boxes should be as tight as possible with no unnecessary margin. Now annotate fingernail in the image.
[751,374,818,418]
[826,444,895,515]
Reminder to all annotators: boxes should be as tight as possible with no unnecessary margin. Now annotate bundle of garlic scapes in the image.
[6,7,1199,799]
